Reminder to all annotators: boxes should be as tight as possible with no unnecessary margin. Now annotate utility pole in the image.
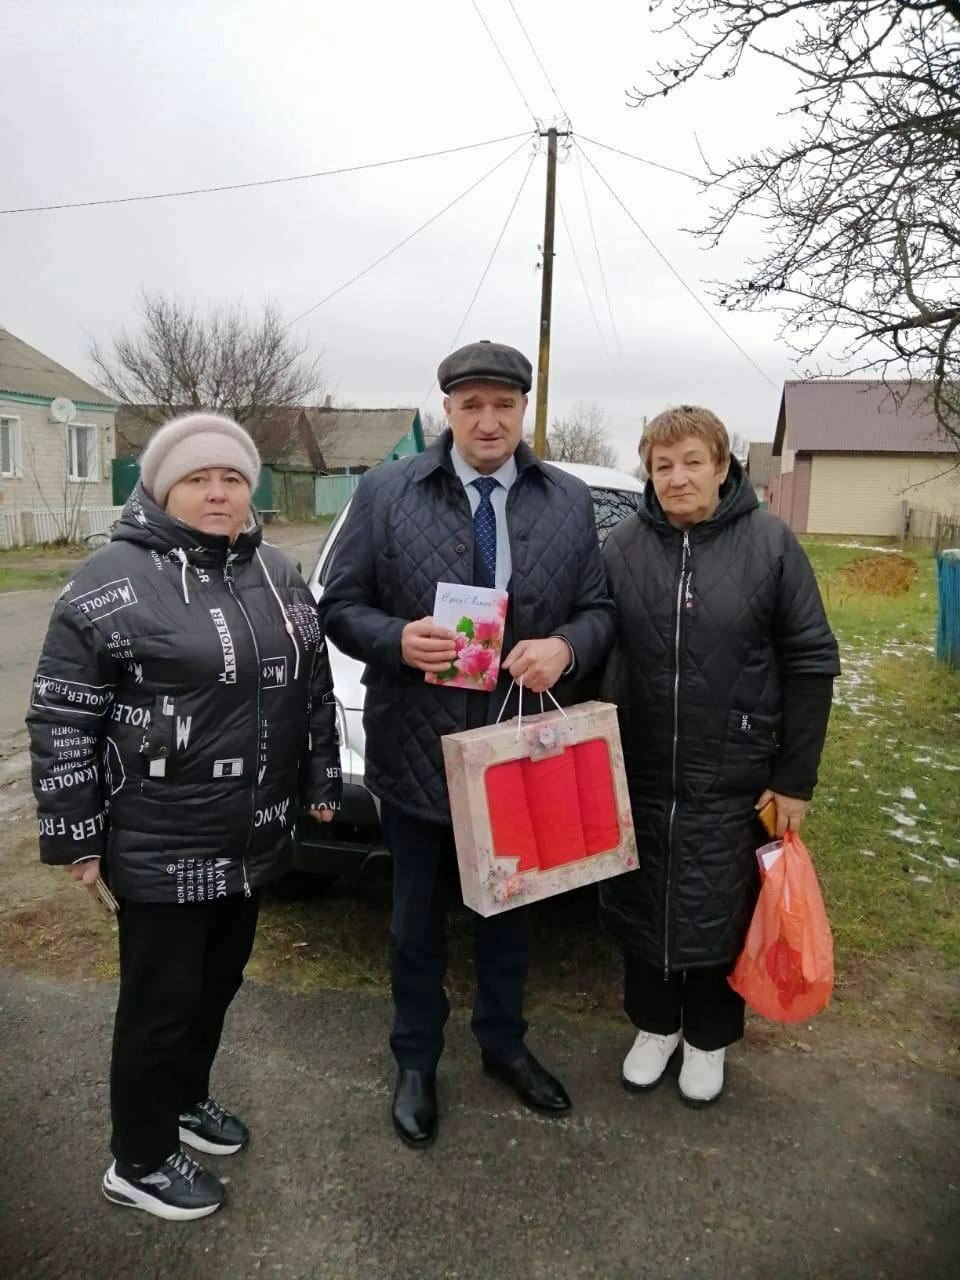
[533,126,570,459]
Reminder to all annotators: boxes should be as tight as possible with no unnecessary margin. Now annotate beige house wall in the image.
[0,397,116,537]
[806,454,960,535]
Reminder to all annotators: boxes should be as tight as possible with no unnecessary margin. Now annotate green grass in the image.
[0,565,75,593]
[800,541,960,969]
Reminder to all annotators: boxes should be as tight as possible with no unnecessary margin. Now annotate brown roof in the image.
[746,441,776,487]
[773,380,954,456]
[300,407,420,470]
[0,326,114,407]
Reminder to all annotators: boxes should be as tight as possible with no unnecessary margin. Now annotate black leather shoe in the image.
[392,1069,438,1148]
[481,1045,572,1114]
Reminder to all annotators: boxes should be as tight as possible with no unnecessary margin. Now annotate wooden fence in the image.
[901,503,960,554]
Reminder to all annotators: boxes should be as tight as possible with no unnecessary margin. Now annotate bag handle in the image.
[495,677,569,741]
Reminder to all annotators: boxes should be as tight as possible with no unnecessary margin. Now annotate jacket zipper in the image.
[664,530,691,979]
[224,553,259,898]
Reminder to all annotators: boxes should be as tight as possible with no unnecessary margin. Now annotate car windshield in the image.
[590,487,640,542]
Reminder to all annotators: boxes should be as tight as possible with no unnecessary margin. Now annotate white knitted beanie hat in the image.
[139,413,261,506]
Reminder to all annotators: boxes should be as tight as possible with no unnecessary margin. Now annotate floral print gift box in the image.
[442,700,637,917]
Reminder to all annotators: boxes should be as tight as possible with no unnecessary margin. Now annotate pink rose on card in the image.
[457,643,495,678]
[474,618,503,646]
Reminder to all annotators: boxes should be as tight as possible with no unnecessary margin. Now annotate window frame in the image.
[0,413,23,478]
[67,422,99,483]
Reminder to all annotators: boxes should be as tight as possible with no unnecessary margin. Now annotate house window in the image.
[68,424,98,481]
[0,415,22,477]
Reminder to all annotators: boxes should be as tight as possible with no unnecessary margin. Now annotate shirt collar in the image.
[450,442,518,492]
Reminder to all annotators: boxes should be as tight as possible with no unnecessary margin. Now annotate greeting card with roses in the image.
[425,582,510,694]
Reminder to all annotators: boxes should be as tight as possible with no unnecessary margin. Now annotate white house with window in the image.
[0,326,118,545]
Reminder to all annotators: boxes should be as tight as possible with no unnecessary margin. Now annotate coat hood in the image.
[639,453,757,534]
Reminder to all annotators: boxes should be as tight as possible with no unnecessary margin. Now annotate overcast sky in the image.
[2,0,811,467]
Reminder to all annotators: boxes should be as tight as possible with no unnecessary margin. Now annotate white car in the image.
[292,461,644,883]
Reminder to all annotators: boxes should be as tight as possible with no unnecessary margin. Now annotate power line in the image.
[575,141,779,389]
[557,196,610,362]
[421,145,539,411]
[288,135,533,328]
[0,132,532,216]
[469,0,539,124]
[574,143,626,366]
[504,0,570,120]
[576,133,708,185]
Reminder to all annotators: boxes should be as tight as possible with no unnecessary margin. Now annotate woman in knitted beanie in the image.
[27,412,342,1221]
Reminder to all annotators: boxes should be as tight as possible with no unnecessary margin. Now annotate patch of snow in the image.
[888,829,923,845]
[942,856,960,870]
[900,787,917,800]
[860,850,876,858]
[913,875,933,885]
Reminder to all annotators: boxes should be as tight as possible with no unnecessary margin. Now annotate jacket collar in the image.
[411,428,556,485]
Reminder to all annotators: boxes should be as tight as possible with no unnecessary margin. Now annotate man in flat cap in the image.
[321,340,615,1147]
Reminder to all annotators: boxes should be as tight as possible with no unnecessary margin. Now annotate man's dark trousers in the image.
[110,891,260,1172]
[381,801,531,1070]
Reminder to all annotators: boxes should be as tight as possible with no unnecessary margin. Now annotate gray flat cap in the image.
[437,340,532,395]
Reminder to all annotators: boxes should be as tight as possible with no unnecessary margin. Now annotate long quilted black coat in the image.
[321,430,616,823]
[27,487,341,903]
[598,459,839,972]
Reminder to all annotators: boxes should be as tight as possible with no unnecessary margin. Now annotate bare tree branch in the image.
[90,291,325,455]
[527,402,620,467]
[628,0,960,444]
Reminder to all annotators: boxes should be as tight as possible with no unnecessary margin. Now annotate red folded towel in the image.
[484,760,540,871]
[522,748,588,868]
[573,738,621,854]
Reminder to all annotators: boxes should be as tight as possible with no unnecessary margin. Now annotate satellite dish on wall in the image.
[50,397,77,424]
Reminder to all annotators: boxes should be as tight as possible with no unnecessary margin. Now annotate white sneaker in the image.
[678,1041,726,1106]
[621,1030,680,1091]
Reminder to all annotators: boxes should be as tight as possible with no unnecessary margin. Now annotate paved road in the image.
[1,972,957,1280]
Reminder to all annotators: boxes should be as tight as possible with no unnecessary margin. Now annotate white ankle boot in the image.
[678,1040,726,1106]
[621,1030,680,1091]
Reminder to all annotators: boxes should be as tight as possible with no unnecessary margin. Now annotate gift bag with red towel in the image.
[728,830,834,1023]
[445,691,637,916]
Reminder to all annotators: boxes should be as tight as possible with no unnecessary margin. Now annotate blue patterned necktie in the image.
[471,476,499,588]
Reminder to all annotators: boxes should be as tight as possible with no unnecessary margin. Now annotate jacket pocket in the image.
[140,694,195,780]
[721,709,781,794]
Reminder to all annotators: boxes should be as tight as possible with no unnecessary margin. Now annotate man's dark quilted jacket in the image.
[26,486,341,903]
[598,457,840,972]
[320,431,616,823]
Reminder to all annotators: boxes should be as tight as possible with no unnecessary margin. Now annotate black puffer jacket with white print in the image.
[26,486,341,904]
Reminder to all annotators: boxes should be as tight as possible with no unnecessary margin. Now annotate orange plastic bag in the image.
[728,830,834,1023]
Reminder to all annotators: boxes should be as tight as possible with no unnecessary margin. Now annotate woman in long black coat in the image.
[600,406,839,1105]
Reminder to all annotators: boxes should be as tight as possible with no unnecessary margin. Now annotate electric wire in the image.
[0,132,531,216]
[575,141,779,389]
[576,133,709,185]
[557,196,610,361]
[420,145,540,411]
[504,0,570,120]
[574,144,626,366]
[469,0,539,124]
[287,135,533,328]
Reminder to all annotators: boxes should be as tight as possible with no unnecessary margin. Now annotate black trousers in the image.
[381,802,531,1071]
[110,891,260,1172]
[623,954,745,1052]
